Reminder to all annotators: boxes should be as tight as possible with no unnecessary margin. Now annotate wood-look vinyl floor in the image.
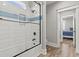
[39,39,79,57]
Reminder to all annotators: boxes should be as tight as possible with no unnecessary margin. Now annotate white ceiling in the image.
[46,1,57,5]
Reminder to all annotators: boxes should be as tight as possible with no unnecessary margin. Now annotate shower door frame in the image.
[13,1,42,57]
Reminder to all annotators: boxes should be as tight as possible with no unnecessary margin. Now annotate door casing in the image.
[57,5,79,48]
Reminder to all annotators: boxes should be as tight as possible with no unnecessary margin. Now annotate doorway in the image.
[57,6,77,48]
[61,15,75,46]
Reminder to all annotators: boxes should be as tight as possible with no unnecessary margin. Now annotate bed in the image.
[63,31,73,38]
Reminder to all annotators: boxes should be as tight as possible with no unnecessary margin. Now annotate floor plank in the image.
[39,39,79,57]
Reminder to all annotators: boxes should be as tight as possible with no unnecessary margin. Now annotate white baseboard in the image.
[76,48,79,54]
[47,41,59,48]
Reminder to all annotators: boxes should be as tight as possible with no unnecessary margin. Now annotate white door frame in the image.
[57,5,79,47]
[60,15,74,42]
